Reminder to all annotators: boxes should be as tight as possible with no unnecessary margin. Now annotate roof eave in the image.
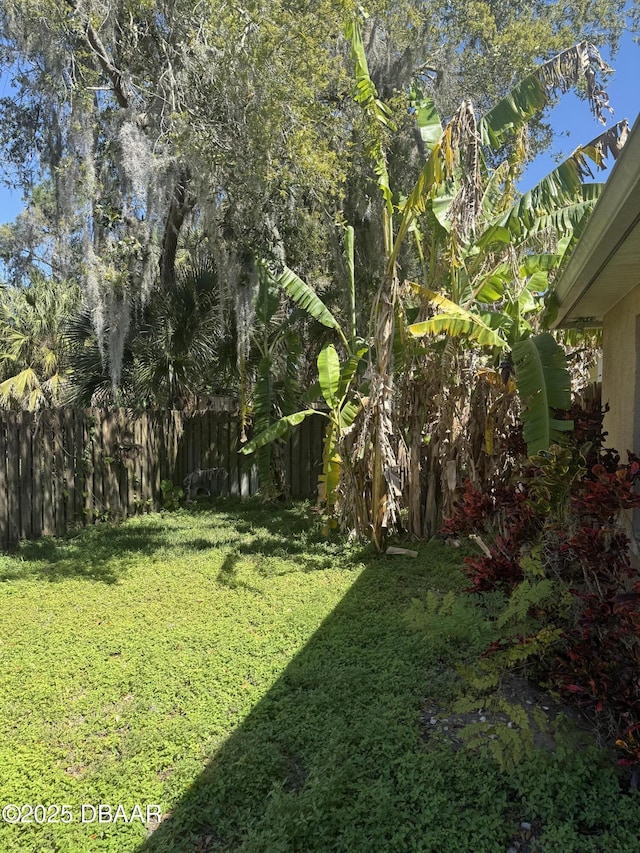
[551,114,640,329]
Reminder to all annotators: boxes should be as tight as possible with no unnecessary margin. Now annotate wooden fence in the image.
[0,407,326,550]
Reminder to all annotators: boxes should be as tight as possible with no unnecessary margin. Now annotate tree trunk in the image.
[160,170,193,290]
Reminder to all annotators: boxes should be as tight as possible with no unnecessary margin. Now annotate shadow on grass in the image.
[215,552,264,594]
[0,498,368,586]
[0,523,171,584]
[134,547,500,853]
[185,498,373,574]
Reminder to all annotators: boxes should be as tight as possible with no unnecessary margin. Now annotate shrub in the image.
[444,407,640,782]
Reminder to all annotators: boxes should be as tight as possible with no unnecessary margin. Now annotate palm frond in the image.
[0,367,41,408]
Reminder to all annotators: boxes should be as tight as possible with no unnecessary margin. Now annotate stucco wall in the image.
[602,283,640,458]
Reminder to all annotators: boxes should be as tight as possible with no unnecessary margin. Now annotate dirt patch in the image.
[419,673,593,754]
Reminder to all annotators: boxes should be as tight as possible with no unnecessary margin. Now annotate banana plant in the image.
[248,263,303,496]
[404,122,627,456]
[346,9,624,542]
[241,227,368,513]
[240,340,366,513]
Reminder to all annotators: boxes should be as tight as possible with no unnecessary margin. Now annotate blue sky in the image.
[0,29,638,225]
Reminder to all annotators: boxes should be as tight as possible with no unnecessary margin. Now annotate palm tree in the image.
[0,273,79,409]
[64,260,237,410]
[132,261,230,409]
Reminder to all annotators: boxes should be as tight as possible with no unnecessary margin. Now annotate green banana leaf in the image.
[520,254,561,276]
[478,43,612,149]
[473,277,507,303]
[346,15,394,214]
[240,410,323,455]
[415,96,443,152]
[496,162,605,240]
[480,161,511,221]
[339,398,361,429]
[407,284,507,349]
[318,344,341,410]
[431,186,457,232]
[468,253,559,308]
[277,266,343,332]
[390,152,442,270]
[512,333,574,456]
[345,225,357,343]
[479,74,550,148]
[474,224,512,251]
[254,265,279,327]
[337,345,368,401]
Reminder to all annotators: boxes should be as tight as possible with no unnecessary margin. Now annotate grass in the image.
[0,499,638,852]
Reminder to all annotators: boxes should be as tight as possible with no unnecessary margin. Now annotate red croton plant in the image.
[444,405,640,785]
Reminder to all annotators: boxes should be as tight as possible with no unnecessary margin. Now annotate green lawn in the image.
[0,500,638,852]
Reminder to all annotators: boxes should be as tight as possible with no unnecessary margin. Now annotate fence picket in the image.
[230,417,240,496]
[19,413,33,540]
[300,414,311,499]
[152,413,162,502]
[52,410,66,536]
[72,411,85,523]
[83,413,94,524]
[92,410,105,523]
[0,418,7,549]
[222,415,230,483]
[290,425,301,498]
[6,413,20,546]
[41,414,54,535]
[31,415,43,539]
[62,409,76,529]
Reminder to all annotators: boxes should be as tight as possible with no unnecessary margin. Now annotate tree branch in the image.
[65,0,130,108]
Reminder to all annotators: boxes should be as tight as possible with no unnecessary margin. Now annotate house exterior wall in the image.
[602,283,640,557]
[602,283,640,458]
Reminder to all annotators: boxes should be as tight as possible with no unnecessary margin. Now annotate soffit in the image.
[552,114,640,328]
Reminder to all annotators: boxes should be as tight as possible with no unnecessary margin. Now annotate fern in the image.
[404,591,494,652]
[455,697,543,771]
[496,578,558,632]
